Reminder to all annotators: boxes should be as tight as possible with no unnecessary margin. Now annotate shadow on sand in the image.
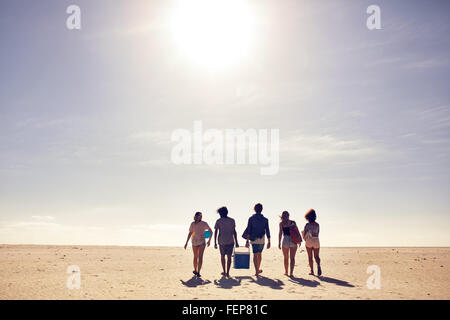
[214,276,242,289]
[234,275,284,290]
[249,275,284,290]
[180,276,212,288]
[317,276,354,287]
[288,276,320,287]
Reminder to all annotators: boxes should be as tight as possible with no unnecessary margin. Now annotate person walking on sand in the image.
[244,203,271,276]
[214,206,239,278]
[278,211,302,277]
[302,209,322,276]
[184,212,212,278]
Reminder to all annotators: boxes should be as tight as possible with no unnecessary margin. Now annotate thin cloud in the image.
[31,216,55,221]
[127,224,186,231]
[280,133,383,163]
[128,131,171,145]
[403,57,450,69]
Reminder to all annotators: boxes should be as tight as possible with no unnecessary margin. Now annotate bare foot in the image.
[226,273,230,278]
[284,272,288,276]
[221,272,226,276]
[290,273,294,277]
[309,271,314,275]
[318,266,322,276]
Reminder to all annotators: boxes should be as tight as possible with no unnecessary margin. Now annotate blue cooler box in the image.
[233,248,250,269]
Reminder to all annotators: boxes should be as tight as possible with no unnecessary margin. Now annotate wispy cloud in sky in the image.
[0,0,449,246]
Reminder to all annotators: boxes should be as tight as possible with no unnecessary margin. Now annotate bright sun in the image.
[170,0,256,70]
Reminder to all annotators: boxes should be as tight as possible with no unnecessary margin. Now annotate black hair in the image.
[305,209,316,222]
[217,206,228,218]
[194,212,202,221]
[254,203,263,213]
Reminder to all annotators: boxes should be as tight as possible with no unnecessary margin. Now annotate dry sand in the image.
[0,245,449,300]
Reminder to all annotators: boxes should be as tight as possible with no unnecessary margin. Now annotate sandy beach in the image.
[0,245,449,300]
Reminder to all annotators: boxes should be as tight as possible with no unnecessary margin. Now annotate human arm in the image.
[214,227,218,249]
[233,220,239,247]
[278,223,282,249]
[184,232,192,250]
[206,224,213,247]
[298,222,303,247]
[301,223,307,239]
[245,218,251,248]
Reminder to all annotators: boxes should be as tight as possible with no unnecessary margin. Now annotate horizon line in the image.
[2,243,449,249]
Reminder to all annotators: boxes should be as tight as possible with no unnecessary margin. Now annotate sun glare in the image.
[170,0,256,70]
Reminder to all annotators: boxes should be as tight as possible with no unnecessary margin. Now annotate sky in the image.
[0,0,449,247]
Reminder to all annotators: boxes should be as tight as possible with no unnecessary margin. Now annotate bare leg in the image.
[313,247,321,276]
[220,255,226,275]
[282,247,289,275]
[257,253,263,274]
[192,246,199,274]
[289,246,297,276]
[253,253,263,275]
[197,245,206,276]
[306,247,314,275]
[253,253,259,275]
[226,254,232,277]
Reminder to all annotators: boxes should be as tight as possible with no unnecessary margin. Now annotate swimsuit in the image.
[282,224,297,248]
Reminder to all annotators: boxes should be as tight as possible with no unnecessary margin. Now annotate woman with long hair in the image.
[302,209,322,276]
[278,211,301,276]
[184,212,212,278]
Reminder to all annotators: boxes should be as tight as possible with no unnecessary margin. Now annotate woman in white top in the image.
[302,209,322,276]
[184,212,212,278]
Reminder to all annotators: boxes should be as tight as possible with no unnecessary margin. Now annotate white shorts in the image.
[250,237,265,245]
[305,237,320,249]
[282,235,297,248]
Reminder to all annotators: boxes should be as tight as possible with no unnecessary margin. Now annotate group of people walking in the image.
[184,203,321,279]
